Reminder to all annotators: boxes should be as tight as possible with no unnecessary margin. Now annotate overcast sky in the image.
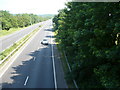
[0,0,68,14]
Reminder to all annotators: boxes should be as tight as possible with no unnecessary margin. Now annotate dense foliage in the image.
[0,10,51,30]
[53,2,120,89]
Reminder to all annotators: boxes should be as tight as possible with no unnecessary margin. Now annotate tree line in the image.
[0,10,50,30]
[53,2,120,89]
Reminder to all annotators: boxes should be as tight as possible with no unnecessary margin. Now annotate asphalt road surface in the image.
[0,20,67,88]
[0,20,47,52]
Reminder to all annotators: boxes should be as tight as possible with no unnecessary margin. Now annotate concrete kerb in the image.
[0,27,40,65]
[0,26,41,79]
[1,25,40,53]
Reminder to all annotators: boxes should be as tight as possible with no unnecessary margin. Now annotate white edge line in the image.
[51,32,57,89]
[24,76,29,86]
[0,26,40,78]
[1,23,40,52]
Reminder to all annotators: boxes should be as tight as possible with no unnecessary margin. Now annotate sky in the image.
[0,0,68,14]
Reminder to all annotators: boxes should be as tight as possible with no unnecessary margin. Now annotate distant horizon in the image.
[1,10,57,15]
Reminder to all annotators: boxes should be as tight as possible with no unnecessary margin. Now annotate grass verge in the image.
[0,25,41,66]
[54,30,75,88]
[0,27,27,37]
[56,44,76,88]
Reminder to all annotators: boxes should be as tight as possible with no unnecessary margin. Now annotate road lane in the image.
[0,20,67,88]
[0,20,47,52]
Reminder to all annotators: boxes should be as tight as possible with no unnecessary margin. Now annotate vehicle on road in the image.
[41,39,48,45]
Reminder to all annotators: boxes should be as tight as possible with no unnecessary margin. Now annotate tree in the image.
[1,10,12,30]
[1,10,48,30]
[53,2,120,88]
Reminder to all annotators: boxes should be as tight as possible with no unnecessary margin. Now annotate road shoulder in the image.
[53,43,68,88]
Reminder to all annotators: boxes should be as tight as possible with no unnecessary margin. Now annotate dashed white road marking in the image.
[33,57,36,61]
[0,24,42,78]
[38,47,39,50]
[24,76,29,86]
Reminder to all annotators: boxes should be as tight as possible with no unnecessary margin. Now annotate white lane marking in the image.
[24,76,29,86]
[0,23,41,78]
[33,57,36,61]
[51,33,57,89]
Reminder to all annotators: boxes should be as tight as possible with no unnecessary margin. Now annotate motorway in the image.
[0,21,46,52]
[0,20,67,88]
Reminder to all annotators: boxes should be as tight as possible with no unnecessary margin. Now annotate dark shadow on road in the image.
[45,35,54,38]
[44,27,55,33]
[45,29,52,31]
[1,28,67,88]
[1,42,54,88]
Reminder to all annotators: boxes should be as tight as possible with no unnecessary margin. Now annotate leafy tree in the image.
[1,10,12,30]
[1,10,50,30]
[53,2,120,89]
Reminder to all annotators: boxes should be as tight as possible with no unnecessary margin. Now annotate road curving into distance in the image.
[0,19,67,88]
[0,20,47,52]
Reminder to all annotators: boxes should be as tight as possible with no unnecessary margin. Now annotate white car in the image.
[41,39,48,45]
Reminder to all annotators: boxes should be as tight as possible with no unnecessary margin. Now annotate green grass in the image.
[0,26,40,63]
[0,27,26,37]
